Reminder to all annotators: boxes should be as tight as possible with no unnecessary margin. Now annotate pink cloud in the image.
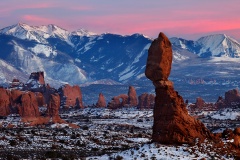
[21,15,60,26]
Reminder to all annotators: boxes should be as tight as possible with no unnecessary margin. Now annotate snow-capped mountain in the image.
[170,34,240,58]
[1,23,240,90]
[196,34,240,57]
[0,23,73,46]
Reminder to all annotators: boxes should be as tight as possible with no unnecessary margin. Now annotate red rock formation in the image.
[18,92,40,117]
[145,32,172,81]
[46,93,65,123]
[0,88,11,116]
[145,32,212,144]
[127,86,138,107]
[137,93,155,109]
[195,97,205,108]
[234,128,240,148]
[225,89,240,106]
[215,96,226,109]
[107,94,128,109]
[35,92,44,107]
[28,71,45,85]
[96,93,106,107]
[47,93,60,117]
[58,84,83,108]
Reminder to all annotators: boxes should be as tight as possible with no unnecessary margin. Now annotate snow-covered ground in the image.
[0,107,239,159]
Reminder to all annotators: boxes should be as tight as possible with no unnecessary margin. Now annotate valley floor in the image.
[0,107,239,159]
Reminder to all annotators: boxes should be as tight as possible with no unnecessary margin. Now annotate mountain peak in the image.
[71,28,97,37]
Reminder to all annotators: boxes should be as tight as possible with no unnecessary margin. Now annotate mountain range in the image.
[1,23,240,103]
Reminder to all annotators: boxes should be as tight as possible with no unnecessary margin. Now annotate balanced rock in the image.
[145,32,172,81]
[145,32,212,144]
[137,93,155,109]
[0,88,11,116]
[127,86,138,107]
[18,92,40,117]
[58,84,83,108]
[96,93,106,107]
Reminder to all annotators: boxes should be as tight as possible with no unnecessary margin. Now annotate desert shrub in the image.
[115,155,124,160]
[82,125,89,130]
[9,139,17,146]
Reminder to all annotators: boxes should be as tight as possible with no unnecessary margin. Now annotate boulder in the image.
[137,93,155,109]
[127,86,138,107]
[145,32,212,144]
[58,84,83,108]
[96,93,106,108]
[145,32,172,81]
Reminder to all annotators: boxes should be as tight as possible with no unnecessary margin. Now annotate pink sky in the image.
[0,0,240,40]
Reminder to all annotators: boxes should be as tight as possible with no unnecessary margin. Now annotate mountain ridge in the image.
[0,23,240,88]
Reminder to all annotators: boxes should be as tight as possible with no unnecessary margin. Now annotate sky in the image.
[0,0,240,40]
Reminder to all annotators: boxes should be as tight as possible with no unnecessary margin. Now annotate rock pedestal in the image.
[145,32,211,144]
[127,86,138,107]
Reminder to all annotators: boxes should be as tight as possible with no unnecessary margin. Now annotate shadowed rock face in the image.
[0,88,11,116]
[225,89,240,105]
[28,72,45,85]
[47,93,60,117]
[145,32,212,144]
[18,92,40,117]
[137,93,155,109]
[96,93,106,108]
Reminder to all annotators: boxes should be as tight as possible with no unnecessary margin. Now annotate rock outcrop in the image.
[145,32,212,144]
[47,93,60,117]
[18,92,40,117]
[225,89,240,106]
[108,86,139,109]
[58,84,83,108]
[96,93,106,107]
[127,86,138,107]
[47,93,65,123]
[28,71,45,85]
[195,97,205,109]
[0,88,11,116]
[137,93,155,109]
[107,94,128,109]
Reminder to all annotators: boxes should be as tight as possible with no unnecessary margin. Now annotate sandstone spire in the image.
[145,32,212,144]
